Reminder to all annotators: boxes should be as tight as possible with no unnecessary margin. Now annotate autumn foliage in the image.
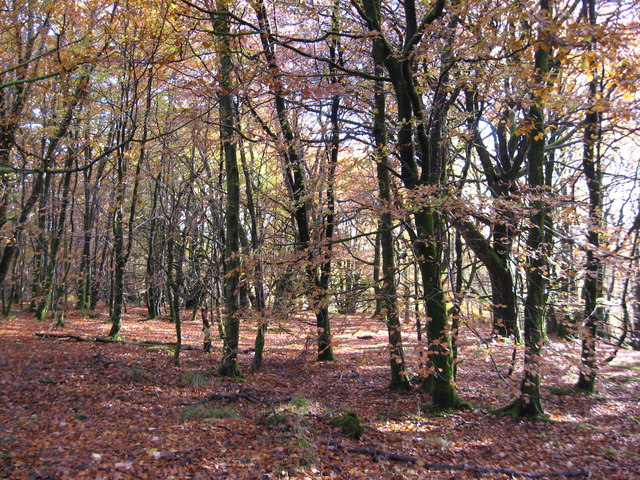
[1,0,640,478]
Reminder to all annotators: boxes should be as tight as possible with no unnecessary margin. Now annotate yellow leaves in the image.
[145,447,161,458]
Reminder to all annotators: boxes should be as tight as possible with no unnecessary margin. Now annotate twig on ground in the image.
[175,391,276,406]
[327,439,590,478]
[35,332,86,341]
[268,401,281,424]
[36,332,197,350]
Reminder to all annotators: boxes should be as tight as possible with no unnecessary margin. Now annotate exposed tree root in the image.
[496,396,547,420]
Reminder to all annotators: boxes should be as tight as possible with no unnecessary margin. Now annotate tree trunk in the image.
[108,71,150,338]
[212,0,242,377]
[373,232,383,317]
[240,141,267,372]
[360,0,465,408]
[31,171,51,312]
[251,0,335,361]
[454,218,520,342]
[577,0,602,394]
[77,148,107,311]
[373,49,411,390]
[316,5,342,362]
[109,205,126,337]
[167,232,184,366]
[146,175,163,320]
[35,148,74,322]
[459,88,524,342]
[632,230,640,350]
[504,2,551,417]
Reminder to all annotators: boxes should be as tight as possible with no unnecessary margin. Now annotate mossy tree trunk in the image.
[372,50,411,391]
[372,232,383,317]
[504,0,552,417]
[361,0,466,408]
[456,88,526,342]
[577,0,602,393]
[454,217,520,342]
[212,0,242,378]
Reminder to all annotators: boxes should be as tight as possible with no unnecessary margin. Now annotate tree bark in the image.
[576,0,602,394]
[373,47,411,391]
[505,0,551,417]
[212,0,242,377]
[361,0,465,408]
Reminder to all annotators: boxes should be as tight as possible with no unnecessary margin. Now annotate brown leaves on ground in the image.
[1,308,639,479]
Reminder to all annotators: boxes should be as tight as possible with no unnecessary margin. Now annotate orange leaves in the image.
[1,310,640,478]
[533,40,550,52]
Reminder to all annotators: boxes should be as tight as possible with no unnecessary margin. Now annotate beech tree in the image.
[501,0,553,418]
[248,0,338,362]
[209,0,243,377]
[0,0,104,289]
[1,0,638,425]
[372,52,411,390]
[355,0,468,408]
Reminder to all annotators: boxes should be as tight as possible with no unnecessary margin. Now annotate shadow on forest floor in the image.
[1,308,639,479]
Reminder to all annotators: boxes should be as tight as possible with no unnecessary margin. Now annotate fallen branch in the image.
[327,440,589,478]
[36,332,87,341]
[137,339,198,350]
[176,392,293,407]
[36,332,197,350]
[206,392,261,403]
[175,392,260,406]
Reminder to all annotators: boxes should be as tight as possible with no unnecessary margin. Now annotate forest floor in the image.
[0,307,639,480]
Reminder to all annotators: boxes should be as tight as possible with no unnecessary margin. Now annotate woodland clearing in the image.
[0,308,639,480]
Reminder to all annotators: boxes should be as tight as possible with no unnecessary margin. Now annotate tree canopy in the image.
[1,0,640,415]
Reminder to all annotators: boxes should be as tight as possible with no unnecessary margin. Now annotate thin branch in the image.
[328,440,589,478]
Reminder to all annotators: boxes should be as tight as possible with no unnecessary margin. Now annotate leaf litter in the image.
[0,308,638,479]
